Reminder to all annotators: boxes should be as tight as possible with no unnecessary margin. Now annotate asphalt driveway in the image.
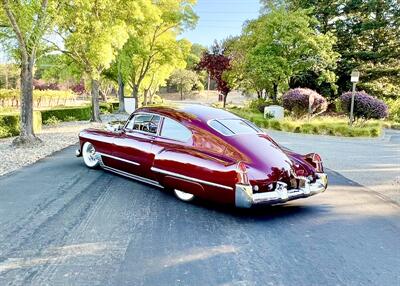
[268,129,400,204]
[0,144,399,286]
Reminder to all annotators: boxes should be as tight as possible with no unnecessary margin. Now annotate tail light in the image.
[305,153,324,173]
[236,161,249,185]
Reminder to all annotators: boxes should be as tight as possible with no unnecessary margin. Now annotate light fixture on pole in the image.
[349,70,360,126]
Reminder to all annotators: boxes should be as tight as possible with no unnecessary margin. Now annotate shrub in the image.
[340,91,388,120]
[249,98,275,113]
[0,111,42,138]
[386,98,400,123]
[43,115,61,126]
[41,106,91,122]
[71,82,86,95]
[282,88,328,117]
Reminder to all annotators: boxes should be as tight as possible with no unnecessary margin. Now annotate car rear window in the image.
[160,117,192,142]
[209,119,261,136]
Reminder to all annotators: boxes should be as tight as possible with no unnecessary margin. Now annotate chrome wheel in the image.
[174,189,195,202]
[82,142,99,168]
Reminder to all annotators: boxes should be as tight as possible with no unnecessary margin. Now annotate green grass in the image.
[229,108,383,137]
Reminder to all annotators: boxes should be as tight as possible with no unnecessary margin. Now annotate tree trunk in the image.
[272,83,278,103]
[223,93,228,108]
[131,85,139,110]
[117,71,125,113]
[91,79,101,122]
[256,90,262,99]
[12,57,41,146]
[143,88,149,106]
[180,84,183,101]
[149,91,154,105]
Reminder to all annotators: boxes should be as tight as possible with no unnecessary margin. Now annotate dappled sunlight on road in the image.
[155,245,238,269]
[0,241,123,272]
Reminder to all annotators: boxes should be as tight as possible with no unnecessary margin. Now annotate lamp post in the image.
[349,70,360,126]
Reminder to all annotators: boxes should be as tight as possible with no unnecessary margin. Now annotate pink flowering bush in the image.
[283,88,328,117]
[340,91,388,120]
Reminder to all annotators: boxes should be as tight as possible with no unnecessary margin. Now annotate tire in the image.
[173,189,195,202]
[82,142,100,168]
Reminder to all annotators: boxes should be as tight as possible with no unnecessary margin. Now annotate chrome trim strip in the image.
[151,167,233,190]
[102,165,164,188]
[97,152,140,166]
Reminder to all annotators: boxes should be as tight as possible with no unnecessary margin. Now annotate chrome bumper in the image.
[235,173,328,208]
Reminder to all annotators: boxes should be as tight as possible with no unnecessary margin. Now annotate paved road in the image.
[0,145,399,286]
[268,129,400,204]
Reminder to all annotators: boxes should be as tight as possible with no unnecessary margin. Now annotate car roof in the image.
[136,104,240,125]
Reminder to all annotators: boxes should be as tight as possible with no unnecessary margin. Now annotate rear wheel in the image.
[82,142,100,168]
[173,189,195,202]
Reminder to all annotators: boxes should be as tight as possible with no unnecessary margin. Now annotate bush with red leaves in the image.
[340,91,388,120]
[283,88,328,117]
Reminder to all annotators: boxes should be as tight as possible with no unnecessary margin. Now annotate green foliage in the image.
[43,115,61,126]
[229,108,382,137]
[186,43,207,69]
[387,98,400,123]
[169,69,202,98]
[117,0,197,105]
[41,106,92,122]
[35,54,83,82]
[0,111,42,138]
[0,64,19,89]
[281,0,400,99]
[226,7,338,100]
[248,98,276,113]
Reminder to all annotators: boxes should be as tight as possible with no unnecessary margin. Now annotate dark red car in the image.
[76,105,327,208]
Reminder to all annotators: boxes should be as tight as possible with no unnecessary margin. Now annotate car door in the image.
[112,112,161,180]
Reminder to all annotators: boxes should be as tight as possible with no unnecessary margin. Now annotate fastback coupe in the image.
[76,104,327,208]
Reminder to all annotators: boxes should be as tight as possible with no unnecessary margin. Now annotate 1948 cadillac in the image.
[76,105,328,208]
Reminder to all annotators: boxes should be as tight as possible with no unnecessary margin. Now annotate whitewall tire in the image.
[82,142,100,168]
[174,189,195,202]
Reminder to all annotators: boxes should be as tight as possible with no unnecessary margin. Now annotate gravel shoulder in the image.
[0,113,129,176]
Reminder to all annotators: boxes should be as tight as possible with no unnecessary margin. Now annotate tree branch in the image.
[2,0,28,59]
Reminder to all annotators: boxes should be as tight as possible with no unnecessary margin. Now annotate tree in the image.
[55,0,153,121]
[228,7,338,101]
[198,42,232,107]
[169,69,201,100]
[186,43,207,70]
[272,0,400,99]
[0,0,54,144]
[119,0,197,109]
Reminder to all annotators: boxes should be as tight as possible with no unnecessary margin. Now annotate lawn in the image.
[228,107,383,137]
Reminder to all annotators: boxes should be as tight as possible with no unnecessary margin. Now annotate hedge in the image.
[100,102,119,114]
[229,108,382,137]
[0,111,42,138]
[41,106,92,123]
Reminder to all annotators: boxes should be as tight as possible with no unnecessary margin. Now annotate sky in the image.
[180,0,261,48]
[0,0,261,63]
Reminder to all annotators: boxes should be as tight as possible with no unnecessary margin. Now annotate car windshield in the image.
[209,119,261,136]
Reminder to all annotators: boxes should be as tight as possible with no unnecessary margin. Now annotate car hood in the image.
[224,133,315,182]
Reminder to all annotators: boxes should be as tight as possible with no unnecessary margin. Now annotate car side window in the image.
[126,114,160,134]
[160,117,192,142]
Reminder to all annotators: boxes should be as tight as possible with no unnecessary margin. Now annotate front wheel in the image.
[174,189,195,202]
[82,142,100,168]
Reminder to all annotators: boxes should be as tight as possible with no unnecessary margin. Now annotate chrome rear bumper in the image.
[235,173,328,208]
